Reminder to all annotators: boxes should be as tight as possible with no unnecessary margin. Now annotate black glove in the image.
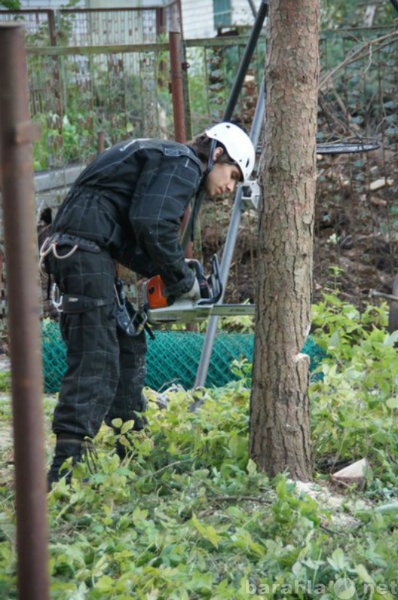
[179,277,201,301]
[185,259,211,299]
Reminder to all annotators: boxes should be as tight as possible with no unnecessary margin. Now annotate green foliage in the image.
[22,3,397,174]
[0,372,11,393]
[320,0,397,29]
[310,293,398,496]
[0,1,21,8]
[31,64,146,170]
[1,294,398,597]
[33,111,103,171]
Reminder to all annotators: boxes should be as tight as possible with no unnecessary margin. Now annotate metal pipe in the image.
[169,27,193,259]
[195,83,265,387]
[247,0,258,18]
[169,29,186,143]
[0,23,49,600]
[370,289,398,302]
[181,0,267,250]
[97,130,105,154]
[47,9,62,119]
[223,0,268,121]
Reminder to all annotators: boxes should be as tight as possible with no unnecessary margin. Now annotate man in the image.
[42,122,255,486]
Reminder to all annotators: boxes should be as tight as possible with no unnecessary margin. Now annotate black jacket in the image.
[52,139,204,297]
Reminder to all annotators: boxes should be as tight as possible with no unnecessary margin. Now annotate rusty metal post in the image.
[169,26,194,262]
[0,23,49,600]
[172,0,192,140]
[169,29,186,143]
[97,130,105,154]
[47,9,63,121]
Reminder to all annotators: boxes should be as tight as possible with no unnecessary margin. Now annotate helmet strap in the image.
[203,138,218,181]
[191,139,218,242]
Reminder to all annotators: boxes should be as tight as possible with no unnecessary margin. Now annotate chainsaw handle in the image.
[196,254,223,305]
[146,254,223,310]
[185,259,211,299]
[185,258,204,277]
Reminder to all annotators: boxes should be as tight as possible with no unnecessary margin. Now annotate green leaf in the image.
[132,507,149,525]
[386,397,398,410]
[191,513,220,549]
[121,419,136,434]
[355,563,374,585]
[333,577,356,599]
[327,548,349,572]
[246,458,258,476]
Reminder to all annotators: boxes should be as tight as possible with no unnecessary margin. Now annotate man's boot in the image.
[48,433,84,489]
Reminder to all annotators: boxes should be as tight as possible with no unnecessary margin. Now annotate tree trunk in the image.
[249,0,319,481]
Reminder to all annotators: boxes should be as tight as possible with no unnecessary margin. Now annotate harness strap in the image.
[51,284,109,314]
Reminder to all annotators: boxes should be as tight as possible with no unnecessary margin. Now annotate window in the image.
[213,0,232,28]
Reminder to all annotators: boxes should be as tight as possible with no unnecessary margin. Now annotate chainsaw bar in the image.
[146,301,255,324]
[316,141,380,154]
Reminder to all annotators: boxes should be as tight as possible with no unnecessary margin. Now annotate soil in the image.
[200,149,398,310]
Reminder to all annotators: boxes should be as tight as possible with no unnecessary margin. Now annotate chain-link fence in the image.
[41,319,326,393]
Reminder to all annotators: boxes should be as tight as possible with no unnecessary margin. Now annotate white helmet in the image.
[206,122,255,181]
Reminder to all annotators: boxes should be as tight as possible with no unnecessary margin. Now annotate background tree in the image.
[320,0,397,27]
[249,0,320,480]
[0,1,21,8]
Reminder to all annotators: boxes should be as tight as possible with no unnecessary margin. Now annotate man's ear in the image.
[212,146,224,161]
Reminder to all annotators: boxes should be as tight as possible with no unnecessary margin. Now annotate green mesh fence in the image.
[41,319,326,393]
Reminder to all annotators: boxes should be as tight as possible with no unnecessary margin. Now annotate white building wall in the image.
[181,0,215,39]
[232,0,259,27]
[85,0,136,7]
[18,0,84,7]
[181,0,261,39]
[17,0,262,40]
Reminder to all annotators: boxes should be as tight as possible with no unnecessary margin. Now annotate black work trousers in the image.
[50,246,147,439]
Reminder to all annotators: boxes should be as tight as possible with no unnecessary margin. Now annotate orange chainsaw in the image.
[142,254,255,324]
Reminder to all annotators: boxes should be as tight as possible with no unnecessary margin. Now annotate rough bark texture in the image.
[249,0,320,480]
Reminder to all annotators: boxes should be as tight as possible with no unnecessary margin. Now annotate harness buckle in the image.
[50,283,63,313]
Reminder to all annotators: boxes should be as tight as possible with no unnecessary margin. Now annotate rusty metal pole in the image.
[0,23,49,600]
[173,0,192,140]
[97,130,105,154]
[169,26,194,262]
[47,9,62,121]
[169,29,186,143]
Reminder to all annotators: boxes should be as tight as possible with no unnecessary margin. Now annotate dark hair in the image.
[187,132,236,167]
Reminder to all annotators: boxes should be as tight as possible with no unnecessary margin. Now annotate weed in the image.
[0,294,398,597]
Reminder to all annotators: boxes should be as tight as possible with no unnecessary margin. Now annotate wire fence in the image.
[41,320,326,393]
[314,27,398,305]
[0,9,397,329]
[0,6,170,45]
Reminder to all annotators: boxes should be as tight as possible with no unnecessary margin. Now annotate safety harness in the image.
[39,232,150,337]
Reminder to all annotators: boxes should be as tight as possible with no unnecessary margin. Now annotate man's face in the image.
[205,162,242,198]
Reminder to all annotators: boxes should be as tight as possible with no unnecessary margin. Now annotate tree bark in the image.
[249,0,319,481]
